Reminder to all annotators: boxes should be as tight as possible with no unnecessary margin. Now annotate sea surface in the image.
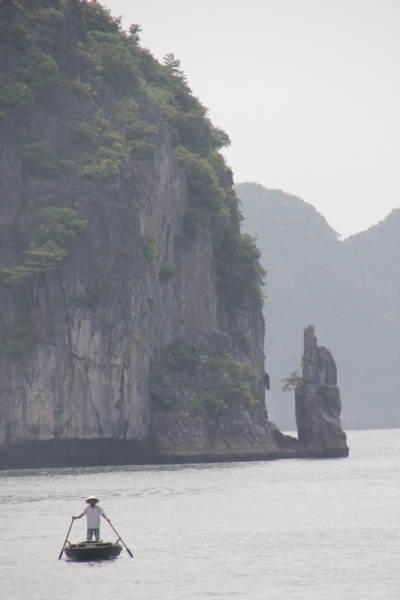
[1,429,399,599]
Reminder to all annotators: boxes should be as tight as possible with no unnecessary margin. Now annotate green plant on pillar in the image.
[281,371,303,393]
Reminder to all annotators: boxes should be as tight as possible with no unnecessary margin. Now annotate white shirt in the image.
[83,505,105,528]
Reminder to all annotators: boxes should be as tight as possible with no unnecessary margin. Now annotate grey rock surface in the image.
[0,6,348,468]
[152,405,306,463]
[0,3,273,468]
[295,326,349,457]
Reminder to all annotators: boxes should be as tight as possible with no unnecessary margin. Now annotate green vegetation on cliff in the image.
[149,343,260,415]
[0,1,267,463]
[2,207,87,287]
[1,206,87,354]
[0,0,264,310]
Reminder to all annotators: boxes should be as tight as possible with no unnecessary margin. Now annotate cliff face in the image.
[0,1,348,469]
[1,112,210,448]
[0,0,277,468]
[295,326,349,458]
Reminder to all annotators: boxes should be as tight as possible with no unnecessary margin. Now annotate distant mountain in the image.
[348,208,400,328]
[236,182,400,430]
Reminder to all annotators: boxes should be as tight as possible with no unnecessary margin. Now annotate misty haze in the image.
[0,1,398,599]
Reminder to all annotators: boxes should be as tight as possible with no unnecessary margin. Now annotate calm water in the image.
[1,429,399,599]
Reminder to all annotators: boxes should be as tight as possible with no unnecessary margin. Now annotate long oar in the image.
[58,518,74,559]
[108,521,133,558]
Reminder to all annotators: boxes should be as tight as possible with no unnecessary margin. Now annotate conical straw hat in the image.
[85,495,99,504]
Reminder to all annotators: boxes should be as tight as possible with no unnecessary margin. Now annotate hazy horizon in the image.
[101,0,400,238]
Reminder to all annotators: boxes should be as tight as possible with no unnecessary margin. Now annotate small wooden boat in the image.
[64,540,123,561]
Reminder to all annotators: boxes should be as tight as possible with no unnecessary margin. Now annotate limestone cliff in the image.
[0,0,273,468]
[295,326,349,457]
[0,1,347,469]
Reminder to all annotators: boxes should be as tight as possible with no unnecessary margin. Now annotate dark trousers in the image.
[87,528,100,541]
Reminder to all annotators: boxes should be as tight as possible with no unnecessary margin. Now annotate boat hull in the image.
[64,541,123,561]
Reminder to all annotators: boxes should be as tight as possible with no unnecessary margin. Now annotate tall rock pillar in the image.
[295,325,349,457]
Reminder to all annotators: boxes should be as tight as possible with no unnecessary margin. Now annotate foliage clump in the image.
[28,7,65,29]
[66,78,92,100]
[74,110,125,181]
[19,138,58,178]
[159,263,175,282]
[11,24,35,52]
[116,99,156,159]
[149,343,200,395]
[78,31,140,96]
[201,355,260,414]
[75,106,155,181]
[0,80,35,123]
[2,241,67,288]
[281,370,303,393]
[1,201,87,355]
[174,147,265,308]
[149,343,260,416]
[31,207,88,247]
[1,207,87,295]
[76,0,122,36]
[150,343,200,384]
[0,16,61,121]
[16,45,60,97]
[140,234,156,262]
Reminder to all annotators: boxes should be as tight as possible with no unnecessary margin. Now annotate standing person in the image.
[73,496,110,541]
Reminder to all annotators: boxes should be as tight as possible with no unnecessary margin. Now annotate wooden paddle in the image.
[58,518,74,559]
[108,521,133,558]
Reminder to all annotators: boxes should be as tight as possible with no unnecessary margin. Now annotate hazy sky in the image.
[102,0,400,238]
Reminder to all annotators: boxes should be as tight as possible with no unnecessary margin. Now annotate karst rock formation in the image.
[0,1,348,468]
[296,326,349,457]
